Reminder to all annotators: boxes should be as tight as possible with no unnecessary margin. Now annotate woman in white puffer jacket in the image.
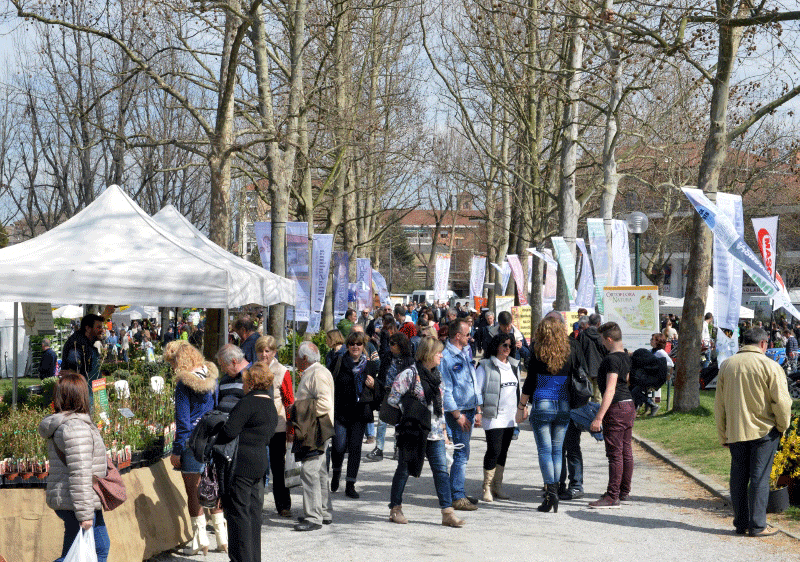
[38,372,110,562]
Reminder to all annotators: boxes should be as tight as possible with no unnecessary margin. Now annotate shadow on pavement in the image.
[566,509,731,535]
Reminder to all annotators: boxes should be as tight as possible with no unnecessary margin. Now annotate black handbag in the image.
[569,365,592,409]
[197,459,219,508]
[379,394,402,425]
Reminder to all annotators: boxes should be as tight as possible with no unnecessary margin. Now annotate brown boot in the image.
[482,469,494,502]
[491,465,510,500]
[441,507,465,527]
[389,505,408,524]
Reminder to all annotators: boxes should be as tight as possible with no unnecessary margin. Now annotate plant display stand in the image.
[0,459,191,562]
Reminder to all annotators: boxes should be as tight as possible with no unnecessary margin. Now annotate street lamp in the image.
[625,211,649,286]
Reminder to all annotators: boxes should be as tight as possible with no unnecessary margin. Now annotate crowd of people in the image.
[36,299,793,562]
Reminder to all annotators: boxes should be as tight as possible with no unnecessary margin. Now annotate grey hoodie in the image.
[38,412,107,521]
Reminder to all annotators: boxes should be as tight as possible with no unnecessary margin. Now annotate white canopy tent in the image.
[0,185,295,308]
[52,305,84,319]
[0,303,27,379]
[111,305,160,326]
[152,205,295,307]
[658,287,754,319]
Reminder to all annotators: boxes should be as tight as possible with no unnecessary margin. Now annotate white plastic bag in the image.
[284,449,302,489]
[64,528,98,562]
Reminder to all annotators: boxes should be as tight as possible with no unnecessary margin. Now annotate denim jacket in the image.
[440,341,482,412]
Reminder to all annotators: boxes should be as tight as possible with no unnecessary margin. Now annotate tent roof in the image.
[152,205,295,307]
[0,185,295,308]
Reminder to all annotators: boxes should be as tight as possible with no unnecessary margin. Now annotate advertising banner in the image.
[511,305,532,342]
[470,255,487,305]
[543,249,557,300]
[490,261,512,295]
[286,222,310,322]
[602,286,659,350]
[355,258,373,311]
[434,253,451,302]
[575,238,596,309]
[332,251,349,322]
[506,254,528,305]
[610,219,632,287]
[551,237,576,302]
[714,193,744,331]
[683,187,800,320]
[254,221,271,271]
[307,234,333,333]
[586,218,610,313]
[372,269,391,306]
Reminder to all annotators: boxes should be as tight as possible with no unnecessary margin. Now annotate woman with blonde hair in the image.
[516,314,582,513]
[216,361,277,562]
[163,340,226,554]
[255,335,295,517]
[324,329,345,369]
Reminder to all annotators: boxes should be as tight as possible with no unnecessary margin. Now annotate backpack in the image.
[629,348,668,391]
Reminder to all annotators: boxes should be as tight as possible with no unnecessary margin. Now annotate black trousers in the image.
[483,427,515,470]
[268,431,291,512]
[559,419,583,490]
[223,474,265,562]
[729,428,781,533]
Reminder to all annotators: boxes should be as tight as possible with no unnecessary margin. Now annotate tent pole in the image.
[12,302,18,409]
[222,308,229,350]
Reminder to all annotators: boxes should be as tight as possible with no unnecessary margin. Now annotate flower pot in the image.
[789,477,800,506]
[767,486,790,514]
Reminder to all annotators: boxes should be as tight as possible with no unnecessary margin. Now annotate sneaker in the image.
[559,488,584,500]
[466,495,479,505]
[366,448,383,461]
[619,494,629,502]
[749,526,779,537]
[364,436,375,445]
[587,494,620,509]
[452,497,478,511]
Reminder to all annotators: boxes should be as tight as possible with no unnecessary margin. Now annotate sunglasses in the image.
[348,342,364,347]
[499,343,512,349]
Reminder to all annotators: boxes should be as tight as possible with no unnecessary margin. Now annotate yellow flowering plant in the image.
[771,417,800,489]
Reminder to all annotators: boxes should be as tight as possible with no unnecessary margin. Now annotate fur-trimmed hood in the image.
[174,361,219,393]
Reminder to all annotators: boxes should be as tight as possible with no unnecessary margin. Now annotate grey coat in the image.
[38,412,107,522]
[478,356,520,419]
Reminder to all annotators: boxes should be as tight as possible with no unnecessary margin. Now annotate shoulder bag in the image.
[569,362,592,410]
[379,365,417,425]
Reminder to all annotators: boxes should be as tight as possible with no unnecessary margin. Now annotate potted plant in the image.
[769,417,800,512]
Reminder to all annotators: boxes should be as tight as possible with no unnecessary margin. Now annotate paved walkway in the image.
[152,422,800,562]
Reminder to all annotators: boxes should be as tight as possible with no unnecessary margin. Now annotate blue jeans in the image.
[529,399,571,485]
[55,510,110,562]
[331,420,366,483]
[375,420,388,450]
[389,439,451,509]
[365,422,376,438]
[445,409,475,500]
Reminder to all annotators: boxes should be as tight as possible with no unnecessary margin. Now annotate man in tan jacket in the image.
[293,342,335,531]
[715,327,792,537]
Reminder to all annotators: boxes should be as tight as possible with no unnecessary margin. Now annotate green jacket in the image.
[714,345,792,445]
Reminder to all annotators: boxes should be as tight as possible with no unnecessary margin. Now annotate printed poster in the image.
[602,286,659,350]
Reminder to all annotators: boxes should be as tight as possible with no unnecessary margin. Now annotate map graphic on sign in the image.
[602,286,659,350]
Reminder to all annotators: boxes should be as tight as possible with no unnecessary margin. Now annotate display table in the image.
[0,459,191,562]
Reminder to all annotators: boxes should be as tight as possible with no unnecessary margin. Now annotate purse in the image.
[378,394,402,425]
[569,365,592,410]
[197,460,219,508]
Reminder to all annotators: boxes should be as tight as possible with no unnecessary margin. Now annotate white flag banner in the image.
[355,258,373,311]
[610,219,632,286]
[434,253,451,302]
[528,254,533,296]
[575,238,596,308]
[332,251,349,322]
[490,261,512,295]
[551,237,576,302]
[307,234,334,333]
[716,327,739,367]
[683,187,800,320]
[586,219,610,313]
[750,216,790,311]
[528,247,558,267]
[543,249,557,300]
[287,222,310,322]
[470,255,487,304]
[372,269,391,306]
[714,193,744,331]
[253,221,272,271]
[506,254,528,305]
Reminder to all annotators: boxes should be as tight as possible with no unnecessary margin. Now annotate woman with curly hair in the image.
[515,315,581,513]
[164,340,226,554]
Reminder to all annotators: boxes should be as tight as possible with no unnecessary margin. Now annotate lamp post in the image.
[625,211,649,286]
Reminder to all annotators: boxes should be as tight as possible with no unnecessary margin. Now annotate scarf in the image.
[346,352,368,397]
[415,360,443,418]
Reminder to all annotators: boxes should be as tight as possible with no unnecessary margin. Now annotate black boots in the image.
[537,483,559,513]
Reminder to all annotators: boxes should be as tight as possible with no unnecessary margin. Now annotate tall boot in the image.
[182,513,210,556]
[441,507,465,528]
[330,470,341,492]
[210,511,228,553]
[537,483,558,513]
[491,465,510,500]
[482,469,495,502]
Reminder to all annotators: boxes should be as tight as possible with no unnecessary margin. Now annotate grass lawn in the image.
[634,389,732,484]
